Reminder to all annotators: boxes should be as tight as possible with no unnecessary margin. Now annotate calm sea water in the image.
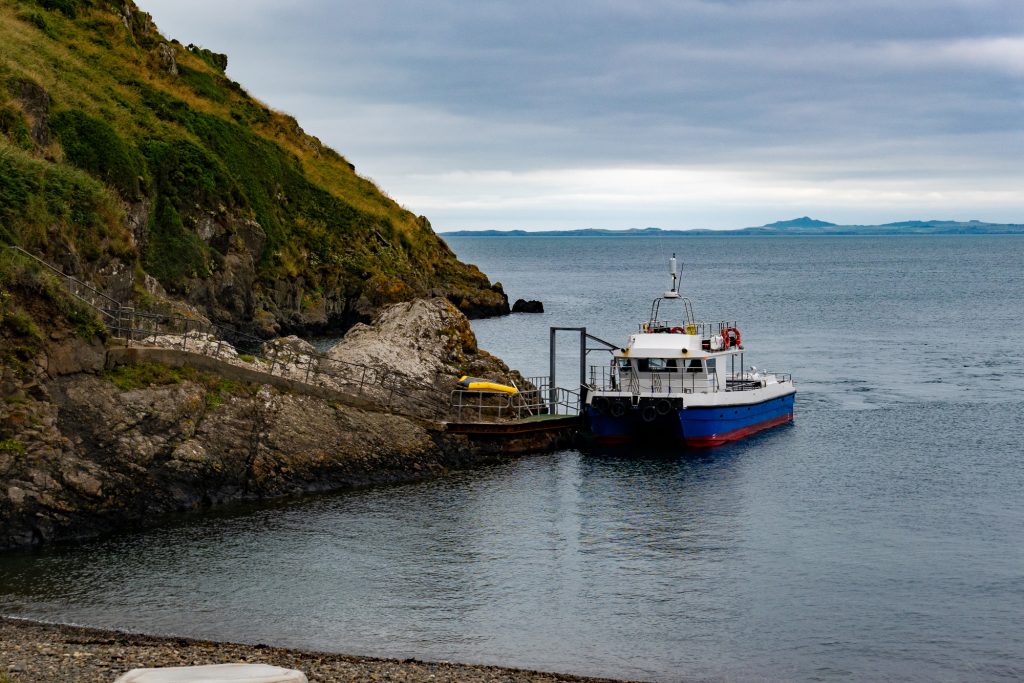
[2,236,1023,681]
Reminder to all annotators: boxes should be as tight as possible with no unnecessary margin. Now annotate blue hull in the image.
[588,392,795,447]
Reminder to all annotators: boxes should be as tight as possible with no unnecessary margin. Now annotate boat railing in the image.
[637,320,739,338]
[587,366,719,394]
[725,371,793,391]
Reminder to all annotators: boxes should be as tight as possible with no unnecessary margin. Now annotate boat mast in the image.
[665,253,680,299]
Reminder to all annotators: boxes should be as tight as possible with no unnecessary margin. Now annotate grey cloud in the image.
[138,0,1024,227]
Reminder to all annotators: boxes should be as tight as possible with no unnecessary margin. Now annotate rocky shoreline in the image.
[1,293,539,551]
[0,617,641,683]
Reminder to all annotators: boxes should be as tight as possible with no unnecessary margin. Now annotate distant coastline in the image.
[441,217,1024,237]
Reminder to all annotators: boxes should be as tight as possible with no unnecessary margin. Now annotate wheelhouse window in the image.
[686,359,704,373]
[637,358,679,372]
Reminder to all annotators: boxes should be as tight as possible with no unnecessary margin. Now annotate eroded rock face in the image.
[9,78,49,148]
[326,297,521,388]
[260,335,316,360]
[0,276,520,549]
[0,371,491,550]
[446,281,510,319]
[156,43,178,75]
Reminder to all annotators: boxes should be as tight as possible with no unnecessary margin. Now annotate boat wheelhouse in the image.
[584,255,795,447]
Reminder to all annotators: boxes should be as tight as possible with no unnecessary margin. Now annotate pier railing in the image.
[5,245,123,328]
[118,313,454,419]
[449,375,581,421]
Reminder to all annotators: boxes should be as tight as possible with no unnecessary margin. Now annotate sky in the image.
[137,0,1024,231]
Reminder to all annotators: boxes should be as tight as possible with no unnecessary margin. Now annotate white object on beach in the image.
[113,663,307,683]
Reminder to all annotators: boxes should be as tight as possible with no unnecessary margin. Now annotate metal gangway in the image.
[447,327,618,422]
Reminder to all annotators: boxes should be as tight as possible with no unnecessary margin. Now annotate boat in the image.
[457,375,519,394]
[584,254,795,447]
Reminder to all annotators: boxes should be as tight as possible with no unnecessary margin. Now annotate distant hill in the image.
[762,216,836,229]
[441,218,1024,237]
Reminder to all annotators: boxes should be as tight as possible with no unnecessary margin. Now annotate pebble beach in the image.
[0,617,639,683]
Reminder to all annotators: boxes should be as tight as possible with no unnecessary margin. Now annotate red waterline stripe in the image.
[682,412,794,448]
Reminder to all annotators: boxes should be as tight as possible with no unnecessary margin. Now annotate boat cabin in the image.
[611,331,732,394]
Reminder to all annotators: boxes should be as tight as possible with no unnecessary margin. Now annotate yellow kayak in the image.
[457,375,519,394]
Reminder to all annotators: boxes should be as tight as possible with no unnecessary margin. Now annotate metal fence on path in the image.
[6,245,450,419]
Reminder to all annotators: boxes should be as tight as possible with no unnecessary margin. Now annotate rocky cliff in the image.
[0,0,509,337]
[327,297,526,388]
[0,259,522,550]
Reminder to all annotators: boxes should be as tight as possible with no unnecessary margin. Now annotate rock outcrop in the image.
[512,299,544,313]
[327,297,524,389]
[0,271,523,549]
[9,77,50,148]
[0,369,495,549]
[155,42,178,75]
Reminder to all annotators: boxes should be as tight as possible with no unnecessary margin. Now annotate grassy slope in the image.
[0,0,504,331]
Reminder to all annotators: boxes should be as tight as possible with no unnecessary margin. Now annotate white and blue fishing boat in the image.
[584,255,795,447]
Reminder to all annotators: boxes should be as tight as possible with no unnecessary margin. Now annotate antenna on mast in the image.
[665,253,680,298]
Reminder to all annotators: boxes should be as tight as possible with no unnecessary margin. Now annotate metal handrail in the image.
[449,377,582,421]
[6,245,122,321]
[5,246,451,419]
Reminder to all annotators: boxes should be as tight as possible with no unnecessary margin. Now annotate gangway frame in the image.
[549,327,618,409]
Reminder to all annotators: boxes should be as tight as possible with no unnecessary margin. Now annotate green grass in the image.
[103,362,199,390]
[0,101,33,149]
[34,0,79,19]
[0,138,132,259]
[50,109,146,198]
[0,246,106,315]
[0,437,27,454]
[104,362,254,408]
[0,0,500,324]
[203,378,247,409]
[0,249,108,371]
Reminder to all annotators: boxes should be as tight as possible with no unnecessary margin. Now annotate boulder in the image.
[142,331,239,360]
[260,335,317,360]
[155,43,178,75]
[512,298,544,313]
[326,297,521,388]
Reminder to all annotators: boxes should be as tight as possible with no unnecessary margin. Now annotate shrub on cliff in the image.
[51,110,146,198]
